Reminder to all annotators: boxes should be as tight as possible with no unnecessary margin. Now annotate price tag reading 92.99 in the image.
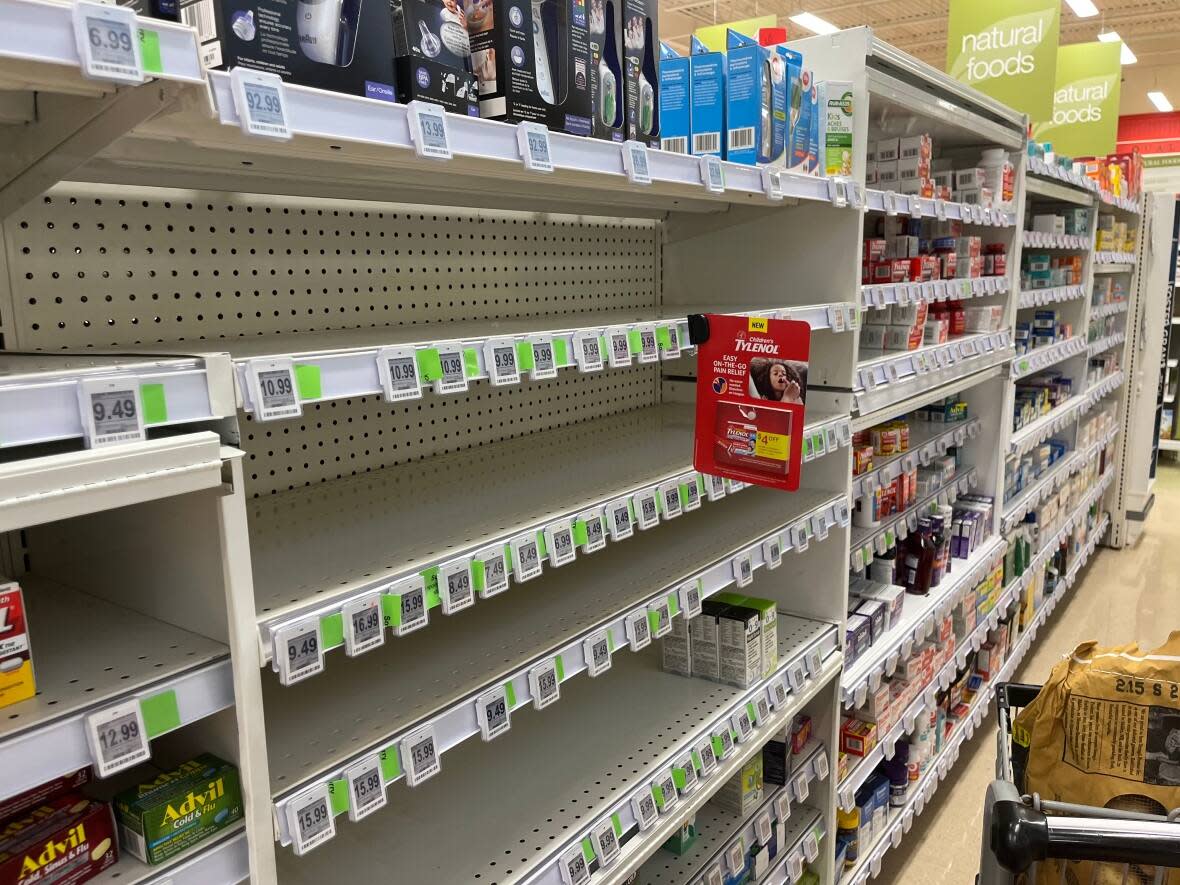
[274,619,324,685]
[439,559,474,614]
[377,346,423,402]
[400,725,441,786]
[79,377,145,449]
[516,121,553,173]
[287,785,335,855]
[72,1,143,85]
[343,757,386,822]
[475,686,511,741]
[389,575,428,636]
[342,594,384,657]
[228,68,292,140]
[583,631,612,677]
[545,522,577,567]
[85,699,150,778]
[434,346,468,395]
[485,338,520,386]
[529,660,561,710]
[511,534,543,582]
[408,100,452,160]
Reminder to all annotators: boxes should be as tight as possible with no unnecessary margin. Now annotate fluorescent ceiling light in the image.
[1097,30,1137,64]
[789,12,839,35]
[1063,0,1099,17]
[1148,91,1174,113]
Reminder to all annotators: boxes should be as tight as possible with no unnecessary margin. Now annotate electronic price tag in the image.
[788,661,806,692]
[626,607,651,650]
[592,819,621,868]
[827,304,847,333]
[713,726,735,760]
[754,695,771,726]
[438,558,474,614]
[578,511,607,554]
[73,0,145,85]
[286,785,335,855]
[793,770,810,802]
[387,574,428,636]
[769,678,789,709]
[775,791,791,823]
[632,790,658,831]
[86,699,150,777]
[433,344,468,394]
[484,337,520,386]
[755,811,773,846]
[731,708,753,742]
[528,659,561,710]
[583,631,612,677]
[792,523,809,554]
[559,844,591,885]
[883,191,899,216]
[648,598,672,639]
[848,181,864,209]
[476,546,509,599]
[702,155,725,193]
[763,535,783,569]
[726,841,745,876]
[659,480,683,519]
[675,752,699,795]
[377,345,424,402]
[79,376,145,448]
[248,358,301,421]
[623,140,651,184]
[827,176,848,208]
[813,749,830,780]
[517,121,553,173]
[511,533,544,582]
[274,618,324,686]
[907,194,922,218]
[545,521,577,567]
[733,552,754,587]
[633,489,660,529]
[935,199,947,221]
[342,594,384,657]
[811,511,829,541]
[661,323,683,360]
[679,473,702,512]
[806,647,824,679]
[705,473,727,502]
[343,756,386,822]
[653,771,679,813]
[635,324,659,364]
[529,336,559,380]
[803,833,820,863]
[762,167,784,201]
[476,685,512,741]
[606,498,634,541]
[400,725,441,786]
[695,737,718,777]
[679,579,702,619]
[407,100,452,160]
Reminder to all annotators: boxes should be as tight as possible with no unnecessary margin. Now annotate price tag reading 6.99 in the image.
[72,1,143,85]
[85,699,150,778]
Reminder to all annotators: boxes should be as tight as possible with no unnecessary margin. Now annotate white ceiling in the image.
[657,0,1180,115]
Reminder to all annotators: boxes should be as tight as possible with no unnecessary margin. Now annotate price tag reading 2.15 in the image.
[85,699,150,778]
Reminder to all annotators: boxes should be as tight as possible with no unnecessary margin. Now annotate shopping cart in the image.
[980,683,1180,885]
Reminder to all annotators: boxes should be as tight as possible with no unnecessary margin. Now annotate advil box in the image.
[0,580,34,712]
[0,795,117,885]
[692,314,809,491]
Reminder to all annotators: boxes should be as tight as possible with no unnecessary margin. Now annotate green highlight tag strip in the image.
[553,338,569,367]
[652,782,667,809]
[572,520,589,546]
[672,767,687,790]
[139,689,180,738]
[554,655,565,682]
[535,531,548,558]
[420,567,442,609]
[626,329,642,354]
[691,750,702,770]
[611,813,623,837]
[417,348,443,382]
[647,610,661,633]
[472,559,487,593]
[516,341,535,371]
[504,680,517,709]
[381,594,402,628]
[746,701,757,722]
[503,544,513,575]
[328,778,350,816]
[379,746,401,781]
[464,347,480,379]
[138,27,163,74]
[803,436,813,459]
[582,838,596,864]
[656,326,673,349]
[294,364,322,400]
[139,383,168,425]
[667,592,680,618]
[607,632,616,653]
[320,612,345,650]
[599,335,608,356]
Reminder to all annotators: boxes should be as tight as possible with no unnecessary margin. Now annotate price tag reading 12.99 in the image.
[85,699,149,777]
[229,67,291,140]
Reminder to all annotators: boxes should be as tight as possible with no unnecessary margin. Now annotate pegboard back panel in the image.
[242,366,658,496]
[1,183,659,352]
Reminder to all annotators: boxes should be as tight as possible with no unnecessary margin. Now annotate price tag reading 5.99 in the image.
[85,699,149,778]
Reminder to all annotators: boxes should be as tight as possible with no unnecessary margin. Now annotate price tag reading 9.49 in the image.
[85,699,149,778]
[583,631,612,677]
[578,511,607,553]
[475,686,511,741]
[274,619,324,685]
[72,1,143,85]
[287,784,335,855]
[342,594,384,657]
[79,377,145,449]
[343,757,386,822]
[400,725,441,787]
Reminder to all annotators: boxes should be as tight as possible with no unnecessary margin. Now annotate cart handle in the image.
[992,800,1180,871]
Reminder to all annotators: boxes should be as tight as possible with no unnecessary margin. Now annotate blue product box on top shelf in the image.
[658,42,690,153]
[724,30,785,166]
[689,35,725,158]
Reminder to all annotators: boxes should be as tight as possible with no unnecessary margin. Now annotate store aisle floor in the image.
[875,463,1180,884]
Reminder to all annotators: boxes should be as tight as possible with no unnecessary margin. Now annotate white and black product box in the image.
[661,607,692,677]
[466,0,593,135]
[620,0,660,146]
[718,601,762,689]
[391,0,480,114]
[178,0,397,100]
[690,601,723,682]
[588,0,625,140]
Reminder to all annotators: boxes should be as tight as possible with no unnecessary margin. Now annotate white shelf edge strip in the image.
[851,418,982,504]
[1010,336,1086,380]
[863,189,1016,227]
[1021,231,1090,251]
[1089,301,1129,320]
[1086,332,1126,358]
[856,332,1013,396]
[1009,372,1124,457]
[1001,424,1118,533]
[1017,285,1085,310]
[258,420,852,665]
[860,277,1008,312]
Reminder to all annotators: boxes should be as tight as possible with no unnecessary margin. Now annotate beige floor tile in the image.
[872,463,1180,885]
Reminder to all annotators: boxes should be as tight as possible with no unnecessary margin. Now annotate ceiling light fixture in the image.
[1097,30,1137,65]
[788,12,839,35]
[1148,91,1173,113]
[1063,0,1099,17]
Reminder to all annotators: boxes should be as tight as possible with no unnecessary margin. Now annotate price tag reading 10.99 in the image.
[434,347,468,394]
[85,699,149,777]
[377,346,423,402]
[344,757,386,822]
[288,785,335,856]
[250,360,300,421]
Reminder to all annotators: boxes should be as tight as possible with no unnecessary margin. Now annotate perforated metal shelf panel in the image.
[261,488,839,795]
[273,619,834,885]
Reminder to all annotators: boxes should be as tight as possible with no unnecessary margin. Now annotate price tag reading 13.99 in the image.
[408,100,452,159]
[85,699,150,778]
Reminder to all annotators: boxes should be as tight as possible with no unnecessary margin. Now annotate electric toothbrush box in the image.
[773,44,801,169]
[391,0,480,114]
[724,30,785,167]
[465,0,594,136]
[689,35,724,158]
[588,0,624,140]
[657,42,688,152]
[620,0,660,146]
[788,67,812,173]
[178,0,397,100]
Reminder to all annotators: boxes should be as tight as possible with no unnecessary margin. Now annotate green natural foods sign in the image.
[946,0,1060,119]
[1032,42,1121,159]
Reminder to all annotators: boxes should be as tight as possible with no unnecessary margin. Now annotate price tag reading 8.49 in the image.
[377,345,423,402]
[433,345,468,395]
[343,756,386,822]
[388,574,428,637]
[407,100,452,160]
[400,725,441,787]
[529,336,558,379]
[439,559,474,615]
[528,659,561,710]
[274,618,324,685]
[475,685,511,741]
[573,332,604,372]
[342,594,384,657]
[484,338,520,386]
[72,1,143,85]
[516,121,553,173]
[476,546,509,599]
[578,511,607,553]
[545,521,577,568]
[633,490,660,530]
[511,534,543,582]
[79,377,145,449]
[286,784,335,856]
[607,498,633,541]
[583,631,612,677]
[248,358,301,421]
[85,699,149,778]
[605,326,633,368]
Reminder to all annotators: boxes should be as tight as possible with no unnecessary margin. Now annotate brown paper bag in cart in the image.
[1013,633,1180,885]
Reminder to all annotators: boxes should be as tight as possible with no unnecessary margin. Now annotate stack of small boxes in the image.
[1096,214,1138,253]
[1014,308,1072,356]
[1004,438,1067,504]
[1013,373,1073,431]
